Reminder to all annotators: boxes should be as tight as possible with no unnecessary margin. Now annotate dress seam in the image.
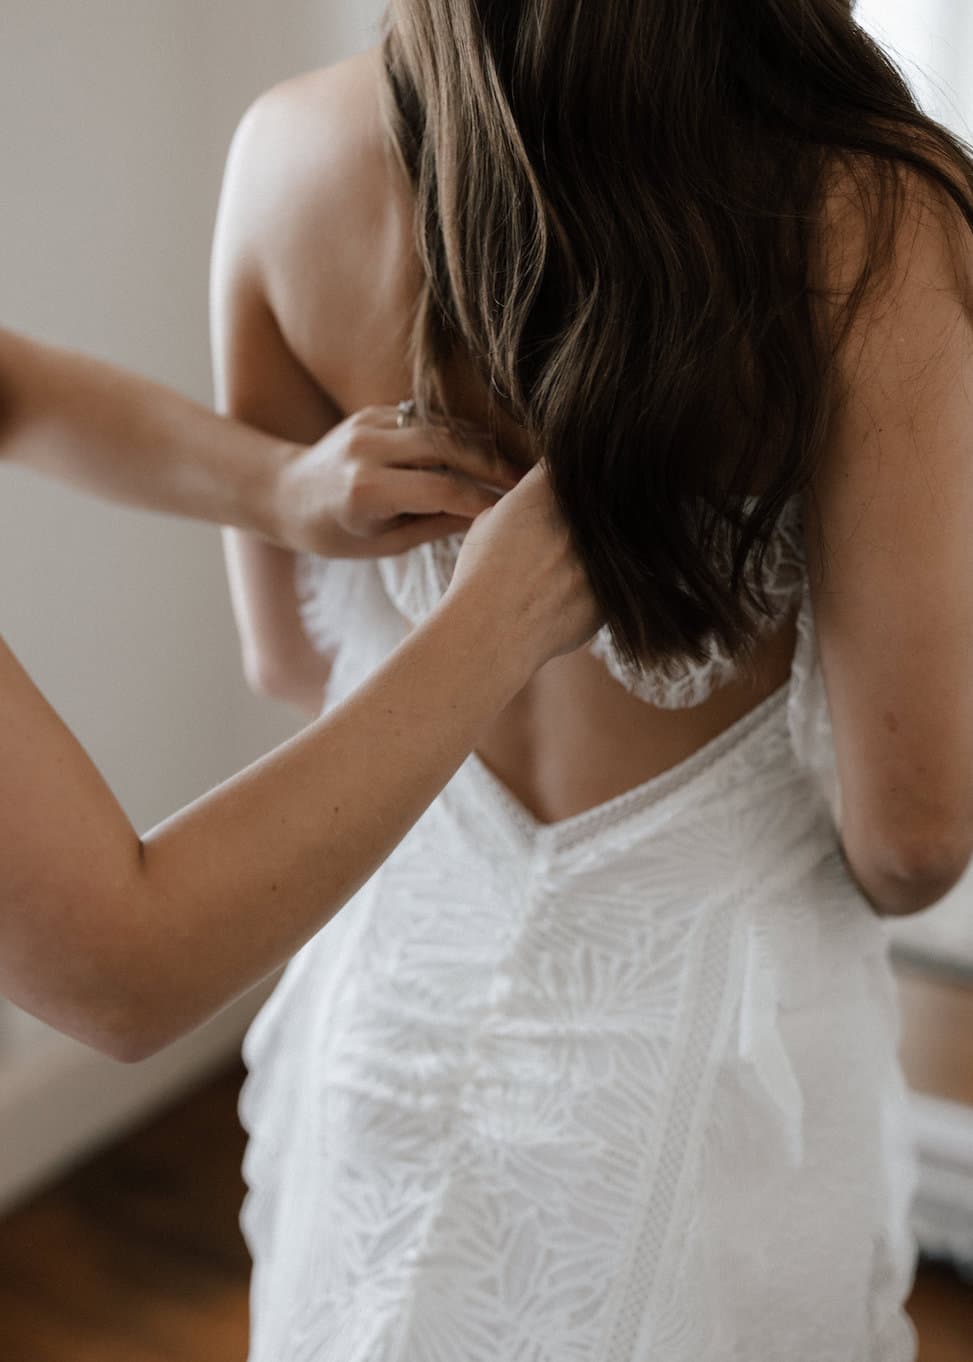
[600,894,747,1361]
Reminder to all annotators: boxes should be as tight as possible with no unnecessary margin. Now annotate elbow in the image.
[30,881,184,1063]
[241,645,328,716]
[241,645,289,702]
[97,1013,186,1064]
[67,965,175,1063]
[82,1002,172,1065]
[868,825,973,918]
[98,1031,159,1066]
[240,645,315,709]
[63,1017,161,1066]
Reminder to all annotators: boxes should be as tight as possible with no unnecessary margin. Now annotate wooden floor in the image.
[0,1062,971,1361]
[0,1067,250,1362]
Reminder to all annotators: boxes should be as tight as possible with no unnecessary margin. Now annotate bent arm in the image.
[211,99,342,715]
[811,180,973,915]
[209,83,510,713]
[0,475,592,1063]
[0,614,516,1060]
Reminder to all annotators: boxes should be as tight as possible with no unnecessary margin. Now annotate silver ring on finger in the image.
[396,398,418,430]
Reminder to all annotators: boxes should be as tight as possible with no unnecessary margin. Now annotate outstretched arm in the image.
[0,326,506,567]
[0,465,596,1063]
[0,325,301,534]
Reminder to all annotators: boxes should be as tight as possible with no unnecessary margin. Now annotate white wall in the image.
[856,0,973,136]
[0,2,381,1060]
[0,0,384,830]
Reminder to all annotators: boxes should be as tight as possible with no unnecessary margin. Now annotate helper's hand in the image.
[447,462,602,671]
[269,405,517,558]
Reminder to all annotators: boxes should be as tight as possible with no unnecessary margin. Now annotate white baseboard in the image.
[0,981,275,1218]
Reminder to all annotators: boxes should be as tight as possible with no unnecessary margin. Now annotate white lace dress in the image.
[240,493,919,1362]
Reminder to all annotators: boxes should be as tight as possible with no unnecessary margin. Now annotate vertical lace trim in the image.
[601,898,748,1361]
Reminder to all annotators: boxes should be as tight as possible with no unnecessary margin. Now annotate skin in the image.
[0,326,597,1060]
[0,326,513,557]
[218,47,973,918]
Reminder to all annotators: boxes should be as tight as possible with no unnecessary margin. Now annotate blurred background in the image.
[0,0,383,1211]
[0,2,972,1358]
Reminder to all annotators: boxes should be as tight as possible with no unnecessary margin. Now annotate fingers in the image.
[384,468,503,521]
[350,401,523,490]
[390,422,521,491]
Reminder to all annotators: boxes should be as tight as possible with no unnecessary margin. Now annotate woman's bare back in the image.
[242,48,799,824]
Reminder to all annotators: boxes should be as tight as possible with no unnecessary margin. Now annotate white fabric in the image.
[241,493,918,1361]
[371,494,807,712]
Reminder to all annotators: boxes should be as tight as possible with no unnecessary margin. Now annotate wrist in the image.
[435,581,543,700]
[250,438,300,543]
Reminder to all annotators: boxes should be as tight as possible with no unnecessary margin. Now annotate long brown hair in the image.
[381,0,973,671]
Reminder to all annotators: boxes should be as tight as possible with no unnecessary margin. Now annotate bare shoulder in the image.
[213,46,414,380]
[816,150,973,337]
[813,153,973,535]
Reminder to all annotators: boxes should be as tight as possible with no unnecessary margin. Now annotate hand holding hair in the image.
[0,426,595,1059]
[0,328,515,556]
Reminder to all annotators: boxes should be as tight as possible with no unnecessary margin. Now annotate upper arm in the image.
[211,81,344,706]
[809,174,973,879]
[0,637,139,1048]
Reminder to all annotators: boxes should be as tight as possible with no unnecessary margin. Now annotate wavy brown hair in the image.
[381,0,973,672]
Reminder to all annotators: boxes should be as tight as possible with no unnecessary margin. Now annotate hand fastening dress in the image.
[240,493,919,1362]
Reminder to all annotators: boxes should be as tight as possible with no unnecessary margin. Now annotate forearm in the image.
[132,587,531,1048]
[223,528,331,715]
[0,327,290,535]
[1,590,533,1060]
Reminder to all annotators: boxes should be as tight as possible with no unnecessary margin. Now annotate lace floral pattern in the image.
[255,492,919,1360]
[240,684,916,1361]
[372,493,806,712]
[588,494,807,709]
[297,494,806,714]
